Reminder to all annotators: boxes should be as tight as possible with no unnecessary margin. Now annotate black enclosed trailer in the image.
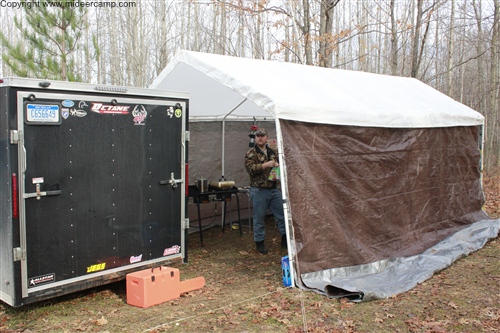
[0,78,189,307]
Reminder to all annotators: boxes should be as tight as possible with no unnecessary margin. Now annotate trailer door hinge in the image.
[13,247,25,261]
[184,131,190,142]
[184,218,190,230]
[10,130,19,144]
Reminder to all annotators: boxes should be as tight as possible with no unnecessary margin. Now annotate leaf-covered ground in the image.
[1,172,499,332]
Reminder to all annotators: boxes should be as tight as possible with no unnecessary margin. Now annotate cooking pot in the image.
[195,178,209,192]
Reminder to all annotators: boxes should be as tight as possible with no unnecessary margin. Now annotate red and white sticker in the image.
[90,103,130,114]
[32,177,44,184]
[163,245,181,256]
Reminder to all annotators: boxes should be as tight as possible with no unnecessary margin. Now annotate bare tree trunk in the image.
[434,5,440,89]
[84,21,92,83]
[94,8,104,84]
[411,0,423,78]
[211,3,220,54]
[109,7,120,85]
[492,0,500,166]
[318,0,339,68]
[154,1,169,77]
[285,14,290,62]
[237,0,245,56]
[302,0,313,65]
[376,2,382,73]
[286,1,303,64]
[220,1,227,54]
[180,1,187,49]
[357,1,368,72]
[447,0,455,96]
[472,0,484,110]
[194,1,200,51]
[472,0,486,165]
[254,4,263,58]
[333,4,341,67]
[389,0,399,75]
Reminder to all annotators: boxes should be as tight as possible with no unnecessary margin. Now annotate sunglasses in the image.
[255,134,266,137]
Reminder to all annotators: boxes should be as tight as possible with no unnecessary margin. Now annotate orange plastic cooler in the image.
[126,266,205,308]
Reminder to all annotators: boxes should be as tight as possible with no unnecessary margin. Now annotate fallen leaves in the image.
[339,297,356,310]
[3,177,500,333]
[95,315,108,326]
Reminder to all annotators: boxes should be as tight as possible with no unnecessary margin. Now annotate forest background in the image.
[0,0,499,171]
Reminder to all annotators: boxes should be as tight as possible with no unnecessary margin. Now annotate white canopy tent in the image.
[151,50,499,301]
[151,50,483,127]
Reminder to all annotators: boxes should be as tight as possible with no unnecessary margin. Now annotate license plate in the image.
[26,104,60,123]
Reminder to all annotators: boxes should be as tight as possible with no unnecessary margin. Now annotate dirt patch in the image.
[1,177,499,332]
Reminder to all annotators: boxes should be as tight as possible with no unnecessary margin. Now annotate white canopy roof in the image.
[150,50,484,128]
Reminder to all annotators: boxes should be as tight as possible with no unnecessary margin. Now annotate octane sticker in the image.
[86,262,106,273]
[132,105,147,125]
[163,245,181,256]
[29,273,55,286]
[90,102,130,114]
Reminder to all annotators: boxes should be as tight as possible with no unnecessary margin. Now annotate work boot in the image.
[281,234,287,250]
[255,241,268,254]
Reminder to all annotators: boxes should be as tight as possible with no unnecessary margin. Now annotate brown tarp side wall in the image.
[281,120,488,274]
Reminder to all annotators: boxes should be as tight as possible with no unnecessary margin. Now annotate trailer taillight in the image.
[185,163,189,196]
[12,173,19,219]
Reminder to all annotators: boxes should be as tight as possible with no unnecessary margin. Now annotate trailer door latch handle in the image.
[159,172,183,189]
[24,184,62,200]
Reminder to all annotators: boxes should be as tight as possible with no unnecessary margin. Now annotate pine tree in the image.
[0,0,87,81]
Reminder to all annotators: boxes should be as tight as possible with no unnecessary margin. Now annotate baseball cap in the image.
[255,128,268,136]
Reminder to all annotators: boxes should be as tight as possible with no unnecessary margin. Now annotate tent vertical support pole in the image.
[480,122,485,186]
[220,98,247,180]
[222,120,225,180]
[274,118,297,289]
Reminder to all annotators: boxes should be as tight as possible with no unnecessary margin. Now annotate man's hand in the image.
[263,160,279,169]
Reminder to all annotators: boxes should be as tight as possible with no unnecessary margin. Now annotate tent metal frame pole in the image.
[220,98,247,180]
[480,123,485,186]
[274,118,297,289]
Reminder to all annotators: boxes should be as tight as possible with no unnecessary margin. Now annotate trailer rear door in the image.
[16,90,187,297]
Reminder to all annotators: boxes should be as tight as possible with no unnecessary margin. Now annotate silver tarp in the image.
[301,219,500,301]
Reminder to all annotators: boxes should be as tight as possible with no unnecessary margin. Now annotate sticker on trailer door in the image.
[174,107,182,118]
[166,106,174,118]
[68,100,88,118]
[28,273,55,286]
[61,100,74,107]
[163,245,181,256]
[86,262,106,273]
[90,102,130,114]
[25,103,61,125]
[132,105,147,125]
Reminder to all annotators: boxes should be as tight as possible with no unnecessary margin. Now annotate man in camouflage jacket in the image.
[244,128,286,254]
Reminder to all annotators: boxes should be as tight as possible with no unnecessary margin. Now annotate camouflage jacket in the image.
[244,144,278,188]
